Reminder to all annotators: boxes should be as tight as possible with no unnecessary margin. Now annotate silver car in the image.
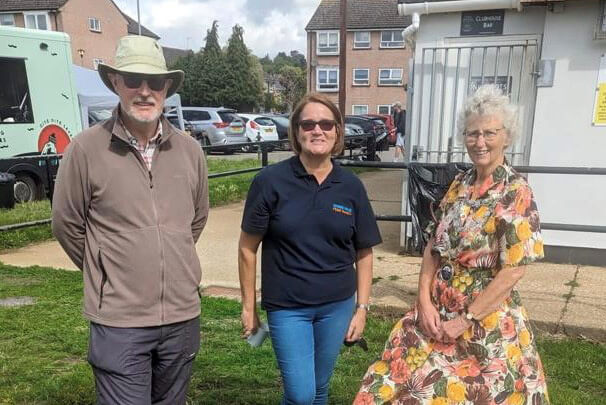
[167,107,247,153]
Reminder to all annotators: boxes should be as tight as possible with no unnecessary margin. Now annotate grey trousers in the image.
[87,317,200,405]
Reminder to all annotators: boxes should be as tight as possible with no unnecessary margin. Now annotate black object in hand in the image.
[343,337,368,351]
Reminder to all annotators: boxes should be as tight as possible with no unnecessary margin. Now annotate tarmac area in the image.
[1,149,604,342]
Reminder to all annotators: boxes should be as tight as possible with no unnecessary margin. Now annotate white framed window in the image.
[93,58,103,70]
[0,14,15,26]
[24,12,50,30]
[380,30,404,48]
[353,31,370,49]
[352,105,369,115]
[353,69,369,86]
[378,105,392,115]
[378,68,403,85]
[316,67,339,91]
[317,31,339,55]
[88,17,101,32]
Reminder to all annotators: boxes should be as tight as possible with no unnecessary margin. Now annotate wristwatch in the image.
[463,308,476,321]
[356,303,370,312]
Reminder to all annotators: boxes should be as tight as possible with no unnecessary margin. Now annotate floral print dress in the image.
[354,162,549,405]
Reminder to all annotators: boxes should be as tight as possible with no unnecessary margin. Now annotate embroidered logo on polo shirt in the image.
[332,203,353,216]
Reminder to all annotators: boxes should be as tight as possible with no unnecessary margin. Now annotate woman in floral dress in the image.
[354,85,549,405]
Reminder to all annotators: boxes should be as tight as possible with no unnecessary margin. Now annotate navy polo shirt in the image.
[241,156,382,311]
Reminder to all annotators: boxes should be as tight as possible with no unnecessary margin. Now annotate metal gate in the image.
[407,36,541,165]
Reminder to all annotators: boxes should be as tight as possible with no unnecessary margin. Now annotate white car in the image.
[238,114,280,152]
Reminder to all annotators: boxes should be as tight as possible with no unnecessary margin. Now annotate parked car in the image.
[344,115,389,152]
[344,123,365,149]
[165,116,206,143]
[166,107,246,153]
[364,113,396,145]
[264,114,291,150]
[238,114,280,152]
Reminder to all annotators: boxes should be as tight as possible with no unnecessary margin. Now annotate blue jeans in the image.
[267,295,355,405]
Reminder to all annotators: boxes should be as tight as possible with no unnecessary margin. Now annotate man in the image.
[392,102,406,162]
[52,35,209,404]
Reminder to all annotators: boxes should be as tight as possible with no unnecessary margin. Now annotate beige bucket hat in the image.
[98,35,184,97]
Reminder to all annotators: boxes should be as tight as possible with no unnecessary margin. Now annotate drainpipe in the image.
[398,0,522,16]
[402,12,420,46]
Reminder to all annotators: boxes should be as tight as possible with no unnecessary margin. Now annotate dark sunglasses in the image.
[299,119,336,132]
[121,74,168,91]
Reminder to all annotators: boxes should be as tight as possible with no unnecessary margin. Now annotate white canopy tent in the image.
[71,65,184,129]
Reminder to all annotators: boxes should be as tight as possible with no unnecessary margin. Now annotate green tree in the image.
[169,51,199,106]
[277,65,306,112]
[223,24,263,111]
[196,20,227,106]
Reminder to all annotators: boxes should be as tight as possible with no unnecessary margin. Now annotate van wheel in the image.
[14,174,39,203]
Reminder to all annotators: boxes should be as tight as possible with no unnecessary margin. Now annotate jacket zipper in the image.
[124,139,166,324]
[148,152,166,324]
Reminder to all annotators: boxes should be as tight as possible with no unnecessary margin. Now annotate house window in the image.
[24,12,50,30]
[353,69,369,86]
[317,67,339,91]
[0,57,35,124]
[354,31,370,48]
[352,105,369,115]
[317,31,339,54]
[0,14,15,26]
[88,17,101,32]
[93,58,103,70]
[378,105,392,115]
[379,68,403,85]
[380,30,404,48]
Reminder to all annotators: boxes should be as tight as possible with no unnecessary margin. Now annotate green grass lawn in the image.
[0,264,604,404]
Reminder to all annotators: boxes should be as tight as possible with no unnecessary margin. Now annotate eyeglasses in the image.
[121,74,168,91]
[463,127,505,142]
[299,119,336,132]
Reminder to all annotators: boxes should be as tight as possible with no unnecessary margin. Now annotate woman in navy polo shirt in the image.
[239,93,382,405]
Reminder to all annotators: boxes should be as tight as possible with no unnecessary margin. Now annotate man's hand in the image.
[440,316,471,344]
[417,299,443,342]
[240,306,260,339]
[345,309,367,343]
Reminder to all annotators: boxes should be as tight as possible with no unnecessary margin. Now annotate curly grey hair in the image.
[456,84,519,145]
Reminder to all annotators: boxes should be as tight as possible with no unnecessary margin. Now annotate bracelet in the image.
[356,303,370,312]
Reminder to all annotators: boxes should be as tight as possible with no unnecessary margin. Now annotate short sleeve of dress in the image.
[241,173,271,235]
[353,181,382,250]
[496,180,544,268]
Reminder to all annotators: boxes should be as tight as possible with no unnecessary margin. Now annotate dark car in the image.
[264,114,291,150]
[364,114,396,145]
[344,115,389,152]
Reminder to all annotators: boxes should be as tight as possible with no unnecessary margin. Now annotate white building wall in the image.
[530,1,606,249]
[405,4,606,251]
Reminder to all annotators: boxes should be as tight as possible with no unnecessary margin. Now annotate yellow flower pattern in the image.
[447,381,466,402]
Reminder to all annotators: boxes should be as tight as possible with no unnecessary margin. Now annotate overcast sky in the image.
[114,0,322,58]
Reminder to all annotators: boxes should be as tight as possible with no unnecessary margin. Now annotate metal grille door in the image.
[408,37,540,165]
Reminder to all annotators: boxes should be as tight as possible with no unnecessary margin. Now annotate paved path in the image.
[1,165,605,341]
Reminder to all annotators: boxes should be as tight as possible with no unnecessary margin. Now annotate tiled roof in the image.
[123,13,160,39]
[306,0,411,31]
[0,0,67,11]
[162,46,193,67]
[0,0,160,39]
